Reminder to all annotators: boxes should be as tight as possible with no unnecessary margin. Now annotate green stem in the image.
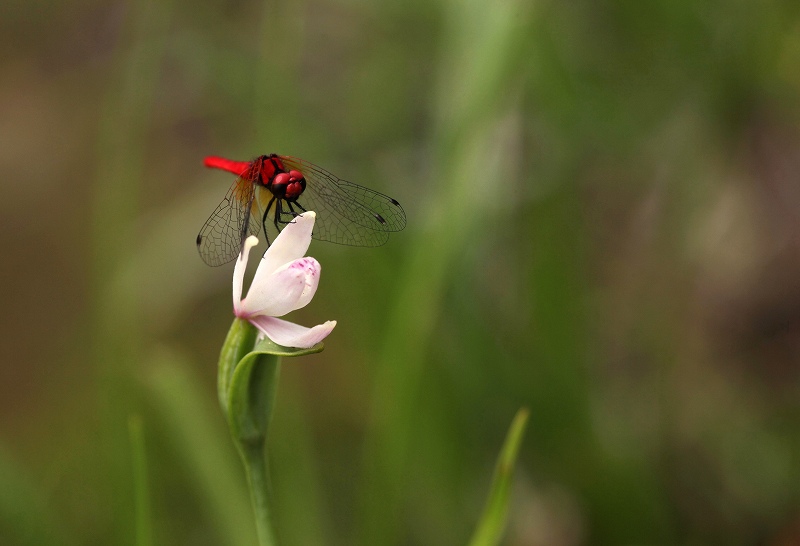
[241,445,278,546]
[221,329,289,546]
[220,322,323,545]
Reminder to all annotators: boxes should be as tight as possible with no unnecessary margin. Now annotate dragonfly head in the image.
[271,169,306,200]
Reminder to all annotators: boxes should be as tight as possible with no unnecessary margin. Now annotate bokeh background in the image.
[2,0,800,544]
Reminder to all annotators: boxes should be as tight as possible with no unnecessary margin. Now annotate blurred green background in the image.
[2,0,800,544]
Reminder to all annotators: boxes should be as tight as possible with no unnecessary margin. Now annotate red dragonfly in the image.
[197,154,407,266]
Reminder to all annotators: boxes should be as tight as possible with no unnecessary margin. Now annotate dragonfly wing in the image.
[333,181,406,232]
[303,188,391,246]
[197,176,259,266]
[280,156,405,246]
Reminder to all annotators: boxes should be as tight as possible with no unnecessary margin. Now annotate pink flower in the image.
[233,212,336,348]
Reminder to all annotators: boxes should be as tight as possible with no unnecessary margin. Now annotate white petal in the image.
[240,258,314,317]
[249,316,336,348]
[233,236,259,316]
[252,212,316,284]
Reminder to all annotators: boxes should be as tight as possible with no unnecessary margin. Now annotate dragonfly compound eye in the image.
[273,172,290,188]
[286,170,306,199]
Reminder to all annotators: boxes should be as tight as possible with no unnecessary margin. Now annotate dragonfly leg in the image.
[261,196,276,246]
[285,201,301,222]
[273,199,284,231]
[276,200,297,225]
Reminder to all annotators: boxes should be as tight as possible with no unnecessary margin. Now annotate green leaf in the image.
[218,319,259,414]
[224,329,324,446]
[467,408,529,546]
[251,336,325,358]
[227,352,281,446]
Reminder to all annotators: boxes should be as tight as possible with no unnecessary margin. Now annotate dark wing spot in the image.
[196,234,203,245]
[374,213,387,225]
[390,198,400,206]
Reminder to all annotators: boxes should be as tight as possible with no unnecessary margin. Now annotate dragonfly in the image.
[197,154,407,266]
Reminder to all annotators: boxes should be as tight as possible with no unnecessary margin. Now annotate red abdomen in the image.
[203,156,251,176]
[204,155,286,186]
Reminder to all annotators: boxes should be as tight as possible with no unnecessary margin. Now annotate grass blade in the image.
[128,415,153,546]
[467,408,529,546]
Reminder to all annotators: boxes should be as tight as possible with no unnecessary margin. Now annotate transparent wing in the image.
[196,176,260,267]
[280,156,406,247]
[253,183,388,247]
